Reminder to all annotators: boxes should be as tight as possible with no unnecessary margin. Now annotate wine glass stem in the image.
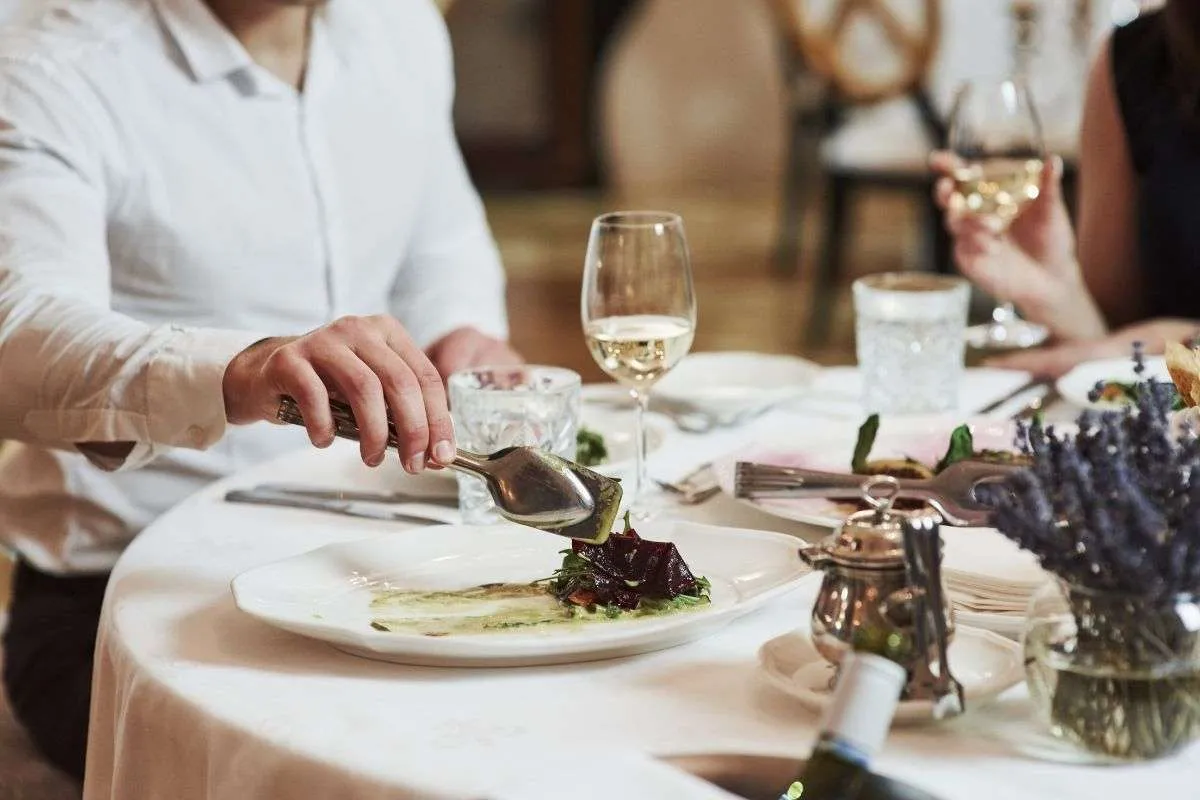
[631,387,650,506]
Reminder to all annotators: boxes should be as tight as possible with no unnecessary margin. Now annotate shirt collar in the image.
[316,2,360,68]
[151,0,254,84]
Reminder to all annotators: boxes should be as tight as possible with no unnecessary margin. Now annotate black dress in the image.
[1111,11,1200,318]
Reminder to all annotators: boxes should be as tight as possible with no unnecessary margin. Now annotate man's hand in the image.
[425,326,522,378]
[222,315,454,473]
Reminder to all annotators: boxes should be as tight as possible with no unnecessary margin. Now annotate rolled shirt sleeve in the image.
[0,60,264,470]
[388,3,509,348]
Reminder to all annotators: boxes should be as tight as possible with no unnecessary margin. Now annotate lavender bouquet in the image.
[979,345,1200,760]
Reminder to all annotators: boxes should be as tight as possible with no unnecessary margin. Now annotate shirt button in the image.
[188,425,207,446]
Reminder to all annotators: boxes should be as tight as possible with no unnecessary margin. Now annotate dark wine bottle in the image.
[779,652,906,800]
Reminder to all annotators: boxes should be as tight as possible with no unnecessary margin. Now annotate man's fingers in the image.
[353,340,434,472]
[309,345,390,467]
[380,322,456,468]
[266,351,334,448]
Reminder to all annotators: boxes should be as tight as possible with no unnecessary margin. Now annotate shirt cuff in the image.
[146,327,268,450]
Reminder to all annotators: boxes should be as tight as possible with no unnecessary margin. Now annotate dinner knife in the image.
[975,378,1053,415]
[224,488,455,524]
[249,482,459,508]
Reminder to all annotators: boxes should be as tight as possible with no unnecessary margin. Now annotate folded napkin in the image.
[940,527,1049,617]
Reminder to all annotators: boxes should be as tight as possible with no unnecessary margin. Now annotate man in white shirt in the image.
[0,0,519,781]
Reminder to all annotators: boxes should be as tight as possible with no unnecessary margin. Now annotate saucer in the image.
[758,626,1024,724]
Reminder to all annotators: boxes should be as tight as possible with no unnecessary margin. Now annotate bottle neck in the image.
[819,652,907,762]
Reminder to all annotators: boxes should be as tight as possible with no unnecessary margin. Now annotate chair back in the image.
[597,0,787,192]
[765,0,941,105]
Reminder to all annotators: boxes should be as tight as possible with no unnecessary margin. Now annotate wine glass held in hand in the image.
[948,77,1050,351]
[581,211,696,518]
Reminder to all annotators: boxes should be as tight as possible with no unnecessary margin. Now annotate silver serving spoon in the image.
[275,397,621,541]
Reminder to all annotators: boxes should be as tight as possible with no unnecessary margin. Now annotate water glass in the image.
[853,273,970,415]
[449,366,581,525]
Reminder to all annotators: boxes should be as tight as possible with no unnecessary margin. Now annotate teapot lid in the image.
[822,476,908,567]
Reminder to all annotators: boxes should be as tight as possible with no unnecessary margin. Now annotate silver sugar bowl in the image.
[798,476,960,711]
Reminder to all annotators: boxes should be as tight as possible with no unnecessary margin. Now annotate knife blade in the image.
[975,378,1052,415]
[250,482,459,508]
[224,488,455,524]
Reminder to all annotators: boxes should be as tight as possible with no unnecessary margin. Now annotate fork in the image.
[655,461,720,505]
[734,460,1024,526]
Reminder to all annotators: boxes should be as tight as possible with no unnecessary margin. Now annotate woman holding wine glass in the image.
[932,0,1200,377]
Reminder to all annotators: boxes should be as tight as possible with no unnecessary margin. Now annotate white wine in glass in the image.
[951,156,1045,230]
[581,212,696,518]
[948,77,1049,350]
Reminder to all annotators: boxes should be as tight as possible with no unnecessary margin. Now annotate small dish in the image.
[758,626,1024,724]
[579,402,669,477]
[1056,355,1170,410]
[653,352,819,416]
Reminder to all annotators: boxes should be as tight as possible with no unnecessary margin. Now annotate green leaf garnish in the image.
[851,414,880,474]
[935,424,974,473]
[575,427,608,467]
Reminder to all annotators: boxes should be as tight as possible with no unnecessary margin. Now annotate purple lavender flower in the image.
[983,346,1200,597]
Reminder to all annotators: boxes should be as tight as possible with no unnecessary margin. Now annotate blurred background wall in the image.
[444,0,1162,375]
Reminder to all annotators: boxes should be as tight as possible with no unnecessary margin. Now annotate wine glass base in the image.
[627,493,670,522]
[965,319,1049,351]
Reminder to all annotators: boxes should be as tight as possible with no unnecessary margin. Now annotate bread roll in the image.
[1165,341,1200,408]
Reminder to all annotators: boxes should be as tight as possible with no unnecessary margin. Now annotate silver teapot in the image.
[798,476,964,718]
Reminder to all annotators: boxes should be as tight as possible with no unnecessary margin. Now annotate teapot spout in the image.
[798,544,832,569]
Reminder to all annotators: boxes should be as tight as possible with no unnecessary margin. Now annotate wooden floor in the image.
[493,187,930,383]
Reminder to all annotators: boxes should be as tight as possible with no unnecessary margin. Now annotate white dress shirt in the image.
[0,0,508,574]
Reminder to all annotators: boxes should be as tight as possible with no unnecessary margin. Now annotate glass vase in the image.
[1023,580,1200,762]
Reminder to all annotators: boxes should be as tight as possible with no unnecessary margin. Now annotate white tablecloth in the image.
[83,369,1199,799]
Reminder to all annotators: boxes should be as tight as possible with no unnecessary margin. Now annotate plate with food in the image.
[231,518,809,667]
[576,404,669,476]
[712,414,1028,527]
[1056,355,1177,410]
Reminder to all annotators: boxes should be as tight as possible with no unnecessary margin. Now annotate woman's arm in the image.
[1076,35,1146,327]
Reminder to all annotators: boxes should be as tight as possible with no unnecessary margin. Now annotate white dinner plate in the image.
[231,520,809,667]
[654,352,820,415]
[712,415,1018,528]
[758,627,1024,724]
[1056,355,1171,410]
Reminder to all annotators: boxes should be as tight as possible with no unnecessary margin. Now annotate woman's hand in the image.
[984,318,1200,379]
[931,151,1107,341]
[222,315,454,473]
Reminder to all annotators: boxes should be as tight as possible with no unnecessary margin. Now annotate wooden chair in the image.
[765,0,948,345]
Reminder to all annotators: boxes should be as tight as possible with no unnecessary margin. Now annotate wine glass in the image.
[581,211,696,518]
[948,77,1049,350]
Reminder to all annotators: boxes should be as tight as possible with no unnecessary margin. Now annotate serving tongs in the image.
[273,397,622,542]
[901,512,964,719]
[734,459,1023,527]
